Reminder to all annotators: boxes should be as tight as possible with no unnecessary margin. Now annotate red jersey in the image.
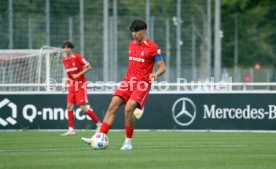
[125,39,161,82]
[62,53,89,91]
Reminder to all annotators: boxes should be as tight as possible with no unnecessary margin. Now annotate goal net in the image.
[0,46,64,91]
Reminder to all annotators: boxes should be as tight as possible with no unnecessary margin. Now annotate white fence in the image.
[1,82,276,93]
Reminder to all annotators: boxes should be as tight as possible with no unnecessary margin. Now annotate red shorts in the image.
[113,80,151,109]
[67,87,88,105]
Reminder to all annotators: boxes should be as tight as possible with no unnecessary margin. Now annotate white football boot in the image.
[81,137,92,145]
[120,141,132,150]
[60,130,76,136]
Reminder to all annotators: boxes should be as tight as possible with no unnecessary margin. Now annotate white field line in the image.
[1,129,276,133]
[0,144,270,153]
[0,147,90,153]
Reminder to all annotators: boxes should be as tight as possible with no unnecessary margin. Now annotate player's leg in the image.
[120,100,139,150]
[77,87,101,129]
[82,82,128,145]
[61,103,76,136]
[67,103,75,129]
[99,96,125,134]
[120,83,150,150]
[61,92,76,136]
[125,99,138,134]
[79,104,101,130]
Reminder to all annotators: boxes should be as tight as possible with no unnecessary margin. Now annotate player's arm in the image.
[71,64,92,79]
[149,55,166,79]
[61,65,68,92]
[62,77,68,92]
[71,55,92,79]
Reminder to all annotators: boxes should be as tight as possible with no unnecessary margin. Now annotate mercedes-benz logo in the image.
[172,98,196,126]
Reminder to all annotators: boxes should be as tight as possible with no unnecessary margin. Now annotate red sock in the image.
[99,122,111,134]
[86,109,100,124]
[67,110,74,128]
[125,126,134,138]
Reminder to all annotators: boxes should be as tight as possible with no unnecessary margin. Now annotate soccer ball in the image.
[90,132,109,149]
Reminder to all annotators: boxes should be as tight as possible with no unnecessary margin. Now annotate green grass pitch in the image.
[0,131,276,169]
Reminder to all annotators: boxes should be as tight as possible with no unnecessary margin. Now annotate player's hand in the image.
[149,73,157,80]
[62,86,66,92]
[71,74,80,79]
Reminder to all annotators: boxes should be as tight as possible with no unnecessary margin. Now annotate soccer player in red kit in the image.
[61,41,101,136]
[82,19,166,150]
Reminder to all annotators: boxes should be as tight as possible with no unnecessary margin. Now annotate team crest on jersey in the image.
[72,62,75,67]
[141,51,145,57]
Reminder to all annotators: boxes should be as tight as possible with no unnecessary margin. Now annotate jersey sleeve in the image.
[152,45,163,62]
[77,54,90,67]
[152,44,161,57]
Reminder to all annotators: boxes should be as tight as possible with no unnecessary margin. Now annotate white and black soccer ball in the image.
[90,132,109,149]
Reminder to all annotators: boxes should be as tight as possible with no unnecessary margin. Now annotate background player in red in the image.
[61,41,101,136]
[82,19,166,150]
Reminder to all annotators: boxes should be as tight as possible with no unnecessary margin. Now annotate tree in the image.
[221,0,276,66]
